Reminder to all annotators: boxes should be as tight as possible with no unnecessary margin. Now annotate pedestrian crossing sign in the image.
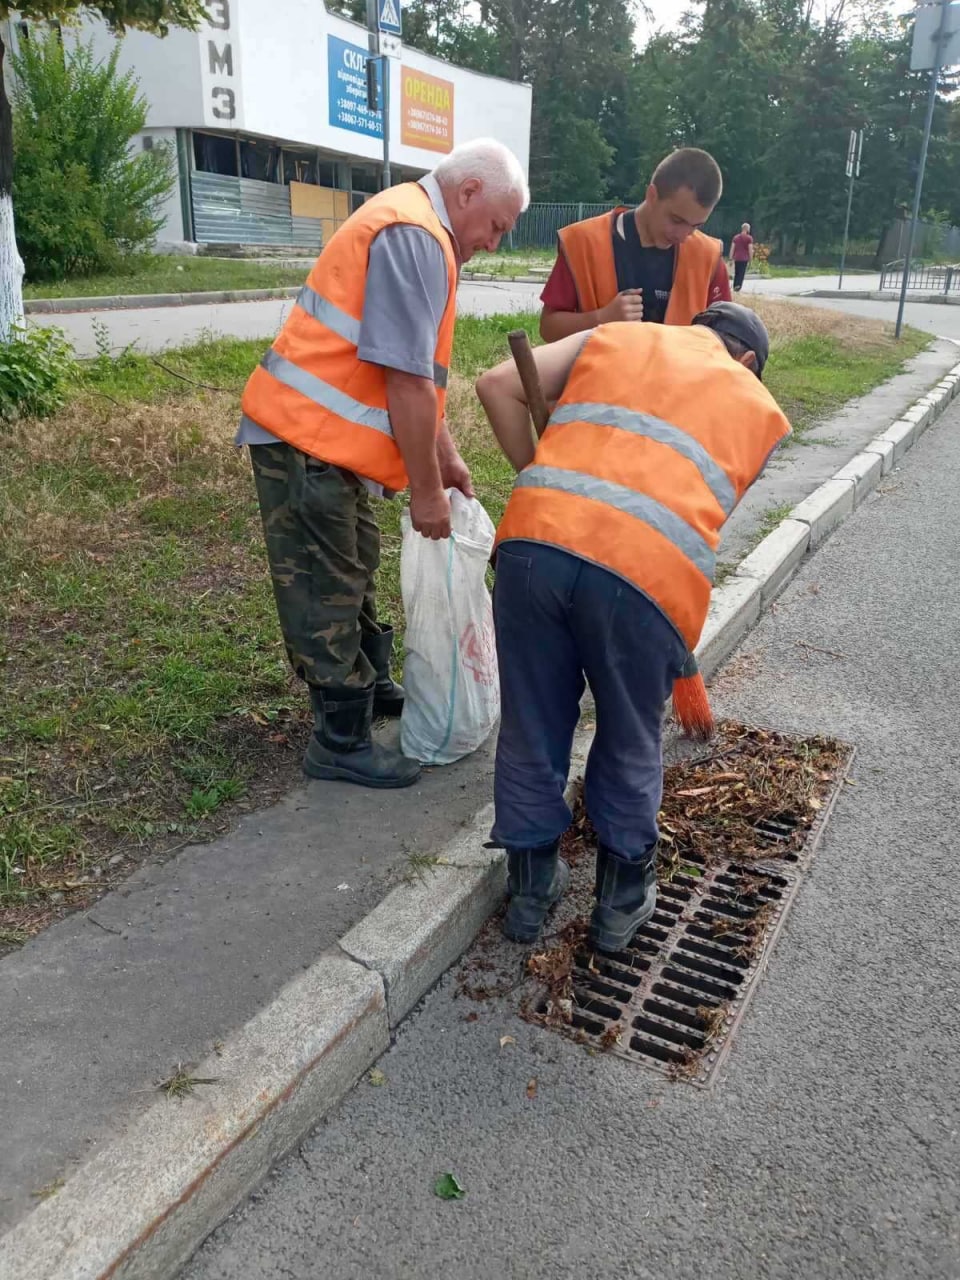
[378,0,402,35]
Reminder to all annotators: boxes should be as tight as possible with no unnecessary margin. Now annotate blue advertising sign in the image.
[328,35,382,139]
[378,0,402,35]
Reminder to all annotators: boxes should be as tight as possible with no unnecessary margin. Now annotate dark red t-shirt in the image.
[731,233,754,262]
[540,232,732,313]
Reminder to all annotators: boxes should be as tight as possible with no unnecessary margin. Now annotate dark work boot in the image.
[502,839,570,944]
[589,843,658,954]
[361,626,405,718]
[303,685,420,789]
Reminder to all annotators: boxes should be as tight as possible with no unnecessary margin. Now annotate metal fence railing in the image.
[879,260,960,294]
[507,202,618,250]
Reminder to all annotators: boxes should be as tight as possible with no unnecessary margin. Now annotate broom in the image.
[506,329,715,743]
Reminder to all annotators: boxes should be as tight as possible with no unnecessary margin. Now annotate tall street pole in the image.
[381,56,391,190]
[896,0,952,338]
[364,0,391,190]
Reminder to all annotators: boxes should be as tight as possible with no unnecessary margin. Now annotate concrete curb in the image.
[809,289,960,305]
[460,271,547,285]
[25,277,549,312]
[3,363,958,1280]
[24,287,301,315]
[340,810,505,1028]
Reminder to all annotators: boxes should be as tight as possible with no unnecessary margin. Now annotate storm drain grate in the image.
[523,735,854,1088]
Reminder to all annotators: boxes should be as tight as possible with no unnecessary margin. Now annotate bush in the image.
[0,326,77,420]
[12,33,176,281]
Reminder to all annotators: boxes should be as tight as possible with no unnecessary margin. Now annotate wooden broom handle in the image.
[507,329,550,437]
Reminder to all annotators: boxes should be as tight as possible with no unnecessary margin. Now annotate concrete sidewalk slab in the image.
[3,355,960,1280]
[1,955,388,1280]
[0,737,496,1238]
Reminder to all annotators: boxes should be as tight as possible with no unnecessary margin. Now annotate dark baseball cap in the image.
[692,301,770,378]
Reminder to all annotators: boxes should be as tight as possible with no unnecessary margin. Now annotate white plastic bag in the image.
[399,489,500,765]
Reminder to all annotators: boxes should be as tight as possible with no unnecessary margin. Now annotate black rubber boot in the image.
[502,840,570,944]
[588,843,658,954]
[361,626,405,718]
[303,685,420,789]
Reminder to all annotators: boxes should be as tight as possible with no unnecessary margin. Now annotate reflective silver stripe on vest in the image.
[260,349,394,437]
[296,286,361,345]
[297,284,449,391]
[549,401,736,515]
[515,464,715,579]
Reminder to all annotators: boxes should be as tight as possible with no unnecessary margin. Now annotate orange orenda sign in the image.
[401,66,454,153]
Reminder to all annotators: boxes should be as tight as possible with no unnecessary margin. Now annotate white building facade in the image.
[8,1,532,250]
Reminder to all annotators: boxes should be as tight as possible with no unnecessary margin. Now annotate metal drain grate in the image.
[529,749,852,1087]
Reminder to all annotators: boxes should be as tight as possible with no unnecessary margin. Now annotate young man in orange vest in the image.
[238,139,529,790]
[539,148,731,342]
[476,303,790,952]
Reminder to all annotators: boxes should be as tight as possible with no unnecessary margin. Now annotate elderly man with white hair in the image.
[238,138,529,789]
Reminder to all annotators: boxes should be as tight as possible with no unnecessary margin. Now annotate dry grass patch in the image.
[746,296,901,351]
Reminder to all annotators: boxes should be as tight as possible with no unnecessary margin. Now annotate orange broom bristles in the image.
[672,655,715,742]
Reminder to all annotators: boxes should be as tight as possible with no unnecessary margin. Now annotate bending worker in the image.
[238,139,529,791]
[538,147,730,341]
[476,303,791,953]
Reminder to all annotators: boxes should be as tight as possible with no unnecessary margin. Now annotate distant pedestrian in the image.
[730,222,754,292]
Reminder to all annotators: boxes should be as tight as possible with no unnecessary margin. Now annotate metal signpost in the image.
[838,128,863,290]
[365,0,402,190]
[896,0,960,337]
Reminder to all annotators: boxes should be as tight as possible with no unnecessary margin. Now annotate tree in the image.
[13,32,177,280]
[0,0,205,340]
[385,0,635,201]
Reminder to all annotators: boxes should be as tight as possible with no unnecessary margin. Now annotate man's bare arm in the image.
[475,333,587,472]
[385,369,450,539]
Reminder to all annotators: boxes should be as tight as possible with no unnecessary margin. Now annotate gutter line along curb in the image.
[2,364,958,1280]
[24,287,302,314]
[24,275,547,314]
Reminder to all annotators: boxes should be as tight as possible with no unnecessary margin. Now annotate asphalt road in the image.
[183,398,960,1279]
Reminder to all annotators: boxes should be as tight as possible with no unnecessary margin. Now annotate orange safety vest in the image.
[241,183,458,492]
[557,208,722,325]
[496,323,791,650]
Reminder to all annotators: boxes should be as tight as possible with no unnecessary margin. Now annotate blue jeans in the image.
[491,542,687,862]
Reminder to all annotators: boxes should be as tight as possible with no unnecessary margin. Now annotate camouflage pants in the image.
[250,442,381,690]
